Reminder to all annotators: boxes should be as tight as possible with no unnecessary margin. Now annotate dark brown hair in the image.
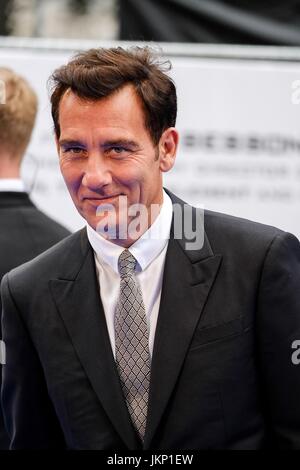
[49,46,177,145]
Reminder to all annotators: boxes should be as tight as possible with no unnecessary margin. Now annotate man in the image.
[1,47,300,450]
[0,68,70,448]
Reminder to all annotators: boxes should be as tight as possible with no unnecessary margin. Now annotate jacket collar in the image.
[0,192,34,208]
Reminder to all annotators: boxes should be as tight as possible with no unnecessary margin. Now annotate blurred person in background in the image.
[1,48,300,450]
[0,67,70,449]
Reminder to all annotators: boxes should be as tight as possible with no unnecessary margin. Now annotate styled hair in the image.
[0,67,38,158]
[49,46,177,145]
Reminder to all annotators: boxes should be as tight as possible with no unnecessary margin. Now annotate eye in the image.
[70,147,84,153]
[105,146,130,157]
[63,147,85,154]
[60,146,87,159]
[111,146,126,153]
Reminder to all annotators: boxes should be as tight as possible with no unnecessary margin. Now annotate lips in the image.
[82,195,124,207]
[83,194,121,201]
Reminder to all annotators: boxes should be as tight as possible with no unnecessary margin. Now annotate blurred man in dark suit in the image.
[1,49,300,450]
[0,67,70,448]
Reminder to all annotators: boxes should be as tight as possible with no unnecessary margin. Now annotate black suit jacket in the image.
[0,191,70,448]
[0,192,70,282]
[1,191,300,449]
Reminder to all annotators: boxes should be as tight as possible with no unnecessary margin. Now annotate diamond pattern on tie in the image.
[114,249,151,440]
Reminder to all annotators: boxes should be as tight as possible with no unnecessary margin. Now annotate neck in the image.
[0,154,21,179]
[0,168,21,178]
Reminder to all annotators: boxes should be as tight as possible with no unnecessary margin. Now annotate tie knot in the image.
[118,249,137,277]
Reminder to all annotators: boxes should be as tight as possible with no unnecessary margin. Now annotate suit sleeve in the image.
[1,274,66,449]
[257,231,300,449]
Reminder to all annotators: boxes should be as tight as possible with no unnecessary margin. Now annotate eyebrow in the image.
[59,139,86,148]
[101,139,139,150]
[58,139,139,150]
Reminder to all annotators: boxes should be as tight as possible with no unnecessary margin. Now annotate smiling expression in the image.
[57,84,178,245]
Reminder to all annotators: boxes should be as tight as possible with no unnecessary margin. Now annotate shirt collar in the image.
[0,179,26,192]
[86,190,173,274]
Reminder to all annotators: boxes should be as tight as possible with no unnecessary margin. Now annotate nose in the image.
[81,152,112,190]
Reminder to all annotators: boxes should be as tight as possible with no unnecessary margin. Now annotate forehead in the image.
[58,84,146,134]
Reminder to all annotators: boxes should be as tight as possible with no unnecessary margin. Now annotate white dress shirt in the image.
[87,190,173,358]
[0,178,25,192]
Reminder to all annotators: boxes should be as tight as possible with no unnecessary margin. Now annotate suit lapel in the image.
[144,197,222,448]
[49,230,140,449]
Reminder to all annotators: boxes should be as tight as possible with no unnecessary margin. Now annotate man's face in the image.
[57,84,178,243]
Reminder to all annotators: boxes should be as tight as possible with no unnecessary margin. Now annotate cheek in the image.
[60,163,82,194]
[118,159,156,186]
[114,164,140,186]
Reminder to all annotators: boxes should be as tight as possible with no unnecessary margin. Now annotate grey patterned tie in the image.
[114,249,151,440]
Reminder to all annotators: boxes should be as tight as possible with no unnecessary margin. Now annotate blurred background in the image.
[1,0,300,235]
[0,0,118,39]
[2,0,300,44]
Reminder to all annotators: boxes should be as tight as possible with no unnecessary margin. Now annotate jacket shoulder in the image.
[205,209,284,237]
[20,206,71,240]
[3,229,87,292]
[167,189,289,246]
[203,209,295,255]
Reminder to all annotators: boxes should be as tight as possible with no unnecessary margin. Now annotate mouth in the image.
[83,194,124,205]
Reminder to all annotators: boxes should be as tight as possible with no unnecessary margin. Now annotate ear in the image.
[158,127,179,173]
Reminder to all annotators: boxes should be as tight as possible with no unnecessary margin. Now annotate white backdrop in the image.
[1,40,300,236]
